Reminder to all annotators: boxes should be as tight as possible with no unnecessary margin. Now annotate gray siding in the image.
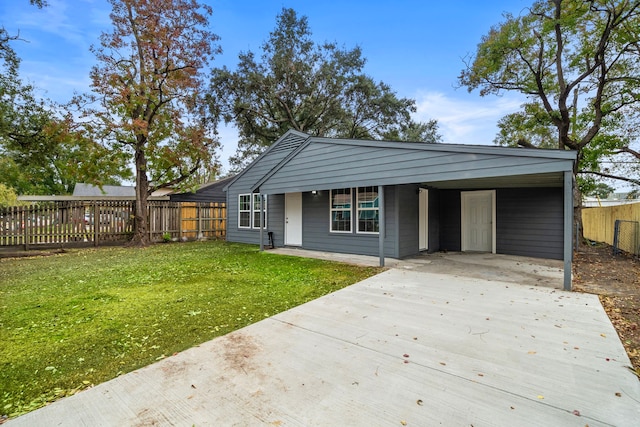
[428,189,441,253]
[496,188,564,259]
[257,141,575,194]
[397,184,419,258]
[301,187,399,258]
[438,190,462,252]
[226,132,307,244]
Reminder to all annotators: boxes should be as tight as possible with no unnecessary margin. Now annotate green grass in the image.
[0,241,381,418]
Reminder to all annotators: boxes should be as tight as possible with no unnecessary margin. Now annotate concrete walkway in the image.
[8,269,640,426]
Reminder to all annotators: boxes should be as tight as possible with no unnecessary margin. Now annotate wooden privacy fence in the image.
[582,201,640,255]
[0,200,226,250]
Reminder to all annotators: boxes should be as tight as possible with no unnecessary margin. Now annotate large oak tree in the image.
[78,0,221,246]
[209,8,440,171]
[459,0,640,233]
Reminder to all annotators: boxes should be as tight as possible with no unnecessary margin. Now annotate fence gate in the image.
[612,219,639,257]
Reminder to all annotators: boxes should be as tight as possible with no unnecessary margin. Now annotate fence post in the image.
[93,201,99,247]
[198,204,202,240]
[178,203,183,241]
[23,206,29,251]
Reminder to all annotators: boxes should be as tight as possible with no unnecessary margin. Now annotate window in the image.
[357,186,379,233]
[330,189,352,232]
[238,194,251,228]
[238,193,267,229]
[253,193,267,229]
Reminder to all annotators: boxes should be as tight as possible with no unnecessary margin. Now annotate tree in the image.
[77,0,222,246]
[1,0,127,195]
[585,182,614,198]
[0,183,20,208]
[209,8,439,171]
[459,0,640,236]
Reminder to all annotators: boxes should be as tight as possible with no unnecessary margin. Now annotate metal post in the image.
[563,171,573,291]
[378,185,385,267]
[259,193,264,251]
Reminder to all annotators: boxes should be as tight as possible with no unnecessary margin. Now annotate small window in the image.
[330,189,352,232]
[357,186,379,233]
[252,194,267,229]
[238,194,251,228]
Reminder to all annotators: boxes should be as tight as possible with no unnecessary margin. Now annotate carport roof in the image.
[251,132,576,194]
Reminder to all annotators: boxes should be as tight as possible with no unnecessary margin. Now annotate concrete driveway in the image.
[8,269,640,426]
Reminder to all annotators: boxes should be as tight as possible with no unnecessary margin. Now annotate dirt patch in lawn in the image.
[573,243,640,378]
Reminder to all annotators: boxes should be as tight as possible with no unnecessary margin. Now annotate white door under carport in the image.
[419,188,428,251]
[461,190,496,253]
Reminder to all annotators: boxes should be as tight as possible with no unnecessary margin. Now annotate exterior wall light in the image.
[311,190,318,195]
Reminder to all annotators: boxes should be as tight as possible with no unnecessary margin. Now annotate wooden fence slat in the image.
[583,202,640,254]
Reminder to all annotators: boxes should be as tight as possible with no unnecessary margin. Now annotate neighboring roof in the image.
[251,135,577,194]
[73,183,136,197]
[169,176,235,203]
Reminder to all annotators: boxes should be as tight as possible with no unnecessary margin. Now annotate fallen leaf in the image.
[403,354,410,358]
[416,399,423,406]
[572,410,580,416]
[537,395,544,399]
[615,392,622,397]
[400,421,407,426]
[600,333,606,338]
[528,351,537,355]
[439,362,446,366]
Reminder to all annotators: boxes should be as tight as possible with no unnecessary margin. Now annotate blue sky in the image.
[1,0,530,173]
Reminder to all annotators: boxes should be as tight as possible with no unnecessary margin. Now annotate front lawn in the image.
[0,241,381,419]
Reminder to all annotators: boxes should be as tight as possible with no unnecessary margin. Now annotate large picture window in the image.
[357,186,379,233]
[330,189,352,232]
[238,193,267,229]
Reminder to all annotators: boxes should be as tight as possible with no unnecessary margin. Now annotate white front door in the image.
[285,192,302,246]
[419,188,429,251]
[461,190,495,252]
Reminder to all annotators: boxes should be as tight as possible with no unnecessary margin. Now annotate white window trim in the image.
[238,194,252,229]
[356,186,380,235]
[329,188,352,234]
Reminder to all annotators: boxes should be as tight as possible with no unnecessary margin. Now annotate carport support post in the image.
[563,171,573,291]
[378,185,385,267]
[259,193,264,251]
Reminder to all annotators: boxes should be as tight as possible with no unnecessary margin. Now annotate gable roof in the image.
[222,130,310,192]
[252,136,577,194]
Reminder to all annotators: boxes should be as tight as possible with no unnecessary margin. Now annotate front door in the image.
[461,190,494,252]
[419,188,429,251]
[285,192,302,246]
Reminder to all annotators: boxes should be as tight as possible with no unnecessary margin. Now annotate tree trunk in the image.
[127,147,150,247]
[573,174,584,251]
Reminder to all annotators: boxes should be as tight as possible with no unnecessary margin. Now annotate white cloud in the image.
[413,91,524,145]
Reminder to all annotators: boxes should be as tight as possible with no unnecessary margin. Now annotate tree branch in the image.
[578,170,640,186]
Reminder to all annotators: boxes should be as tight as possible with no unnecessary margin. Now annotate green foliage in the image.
[0,183,19,207]
[460,0,640,188]
[582,180,614,199]
[0,241,381,419]
[209,8,438,171]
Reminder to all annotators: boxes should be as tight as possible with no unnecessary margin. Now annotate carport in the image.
[8,269,639,426]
